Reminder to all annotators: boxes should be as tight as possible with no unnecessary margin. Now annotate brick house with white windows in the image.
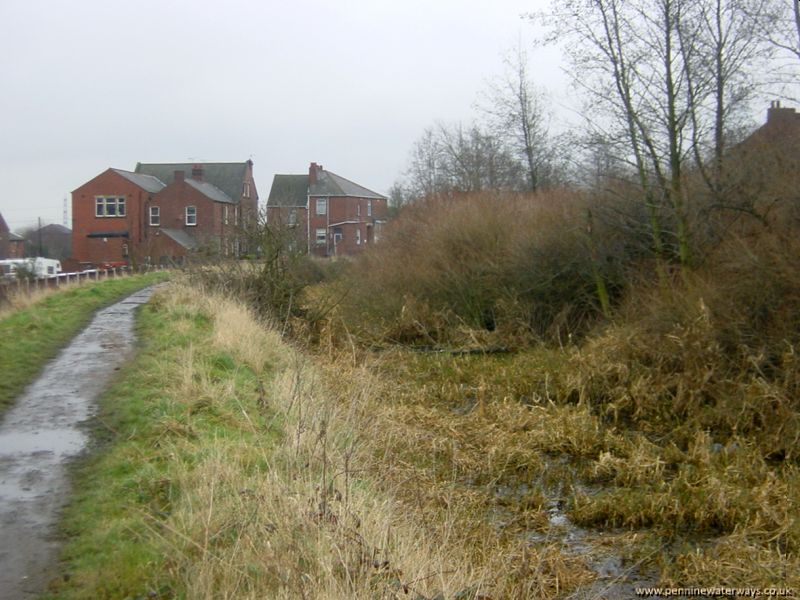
[0,212,25,259]
[266,163,387,257]
[71,161,257,266]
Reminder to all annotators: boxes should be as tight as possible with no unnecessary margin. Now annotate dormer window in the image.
[243,182,251,198]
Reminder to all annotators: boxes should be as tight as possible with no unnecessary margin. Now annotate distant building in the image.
[727,101,800,193]
[0,212,25,259]
[25,224,72,261]
[266,163,388,257]
[71,161,258,266]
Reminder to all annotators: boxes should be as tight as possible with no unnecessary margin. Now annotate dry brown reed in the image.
[141,284,485,599]
[321,190,619,348]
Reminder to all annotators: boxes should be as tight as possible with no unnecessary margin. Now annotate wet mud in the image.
[0,288,154,599]
[488,456,661,599]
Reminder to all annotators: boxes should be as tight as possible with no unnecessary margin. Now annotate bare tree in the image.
[536,0,772,267]
[478,42,558,192]
[406,127,444,198]
[402,121,525,199]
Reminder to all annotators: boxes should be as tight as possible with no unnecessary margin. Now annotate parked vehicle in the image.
[0,258,62,279]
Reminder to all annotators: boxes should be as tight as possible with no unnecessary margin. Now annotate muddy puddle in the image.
[0,288,154,599]
[487,459,660,599]
[451,393,659,598]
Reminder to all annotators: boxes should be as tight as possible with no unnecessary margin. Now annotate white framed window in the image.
[185,205,197,226]
[224,206,229,225]
[368,199,373,216]
[357,203,361,217]
[316,198,327,216]
[315,228,326,245]
[149,206,160,226]
[234,206,239,226]
[95,196,126,218]
[333,228,343,244]
[288,209,297,226]
[243,182,251,198]
[356,228,361,245]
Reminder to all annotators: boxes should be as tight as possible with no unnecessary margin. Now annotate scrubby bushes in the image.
[185,223,325,326]
[326,190,627,347]
[313,183,800,460]
[570,224,800,458]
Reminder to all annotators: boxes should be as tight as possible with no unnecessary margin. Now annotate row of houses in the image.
[8,102,794,268]
[69,161,388,267]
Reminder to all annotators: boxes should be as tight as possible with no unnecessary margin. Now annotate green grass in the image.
[0,272,168,415]
[44,287,282,599]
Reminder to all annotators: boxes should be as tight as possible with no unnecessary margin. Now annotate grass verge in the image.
[0,272,168,414]
[46,283,478,599]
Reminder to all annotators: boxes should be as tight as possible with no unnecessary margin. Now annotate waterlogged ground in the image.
[0,288,153,599]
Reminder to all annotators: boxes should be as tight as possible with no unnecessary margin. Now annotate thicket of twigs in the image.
[309,176,800,461]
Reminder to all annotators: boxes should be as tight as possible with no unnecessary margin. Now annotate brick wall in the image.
[308,195,388,256]
[71,169,149,265]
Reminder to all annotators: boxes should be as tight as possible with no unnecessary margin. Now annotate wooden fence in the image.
[0,266,162,304]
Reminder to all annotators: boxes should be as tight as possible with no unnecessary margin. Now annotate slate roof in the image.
[37,224,72,235]
[9,232,24,241]
[266,168,386,207]
[161,228,198,250]
[311,169,386,199]
[135,162,249,204]
[185,179,235,204]
[267,174,309,207]
[111,169,166,194]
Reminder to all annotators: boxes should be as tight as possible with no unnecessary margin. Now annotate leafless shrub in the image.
[326,190,626,348]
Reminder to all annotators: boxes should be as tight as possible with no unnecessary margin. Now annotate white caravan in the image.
[0,258,62,279]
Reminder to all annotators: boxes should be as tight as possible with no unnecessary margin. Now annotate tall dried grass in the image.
[137,285,483,599]
[324,190,623,348]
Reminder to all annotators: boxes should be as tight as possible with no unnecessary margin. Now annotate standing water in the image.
[0,287,154,598]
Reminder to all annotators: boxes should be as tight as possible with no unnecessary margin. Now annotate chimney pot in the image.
[767,101,797,126]
[191,164,204,181]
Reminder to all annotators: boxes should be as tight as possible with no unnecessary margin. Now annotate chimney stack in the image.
[191,164,204,181]
[309,162,321,186]
[174,170,185,182]
[767,100,798,126]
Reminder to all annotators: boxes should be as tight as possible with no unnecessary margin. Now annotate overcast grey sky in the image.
[0,0,569,231]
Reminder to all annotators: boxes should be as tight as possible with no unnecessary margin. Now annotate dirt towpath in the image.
[0,287,154,598]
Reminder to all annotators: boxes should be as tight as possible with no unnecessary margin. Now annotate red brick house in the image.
[0,212,25,259]
[266,163,387,257]
[71,161,258,266]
